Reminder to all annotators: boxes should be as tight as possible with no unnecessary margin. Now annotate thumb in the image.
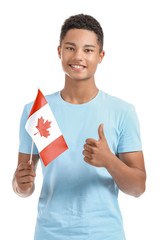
[28,160,33,169]
[98,123,105,140]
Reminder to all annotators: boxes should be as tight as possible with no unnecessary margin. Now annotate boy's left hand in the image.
[82,123,112,168]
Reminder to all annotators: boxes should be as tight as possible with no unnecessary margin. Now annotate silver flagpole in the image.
[30,140,34,165]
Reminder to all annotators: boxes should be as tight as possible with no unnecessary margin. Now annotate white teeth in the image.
[71,65,84,69]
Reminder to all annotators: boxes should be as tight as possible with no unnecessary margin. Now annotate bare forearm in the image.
[104,153,146,197]
[12,176,35,198]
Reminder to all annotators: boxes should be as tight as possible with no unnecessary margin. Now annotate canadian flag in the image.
[25,89,69,166]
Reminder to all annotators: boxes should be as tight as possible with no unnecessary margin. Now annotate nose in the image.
[72,49,84,61]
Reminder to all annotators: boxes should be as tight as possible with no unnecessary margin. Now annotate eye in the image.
[66,47,74,51]
[85,49,94,53]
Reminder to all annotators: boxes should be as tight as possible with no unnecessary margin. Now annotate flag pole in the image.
[30,140,34,165]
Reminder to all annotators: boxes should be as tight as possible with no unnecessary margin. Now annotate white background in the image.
[0,0,160,239]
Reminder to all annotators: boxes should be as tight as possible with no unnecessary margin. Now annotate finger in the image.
[83,144,95,153]
[84,156,93,164]
[19,176,35,184]
[19,182,33,192]
[17,162,32,171]
[85,138,98,146]
[18,170,36,178]
[98,123,105,140]
[82,150,93,158]
[84,156,89,161]
[28,160,34,169]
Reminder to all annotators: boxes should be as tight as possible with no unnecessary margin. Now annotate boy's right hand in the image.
[14,160,36,194]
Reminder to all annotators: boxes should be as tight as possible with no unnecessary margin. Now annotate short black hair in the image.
[59,14,104,53]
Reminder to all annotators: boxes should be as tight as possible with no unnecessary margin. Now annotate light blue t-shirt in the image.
[19,89,142,240]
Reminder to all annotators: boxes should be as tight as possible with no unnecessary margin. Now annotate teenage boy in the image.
[12,14,146,240]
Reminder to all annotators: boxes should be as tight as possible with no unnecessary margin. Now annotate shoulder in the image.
[100,90,134,115]
[24,90,59,115]
[45,91,59,103]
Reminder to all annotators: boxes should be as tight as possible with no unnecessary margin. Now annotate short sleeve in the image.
[18,104,39,154]
[117,104,142,153]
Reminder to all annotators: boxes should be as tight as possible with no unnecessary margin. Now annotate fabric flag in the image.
[25,89,69,166]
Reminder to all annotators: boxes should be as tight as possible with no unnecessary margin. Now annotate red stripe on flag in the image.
[40,135,69,166]
[28,89,47,118]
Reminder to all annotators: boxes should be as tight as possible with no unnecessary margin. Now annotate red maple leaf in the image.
[34,117,51,138]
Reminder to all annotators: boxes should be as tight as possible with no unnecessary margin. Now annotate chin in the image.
[65,73,92,82]
[70,76,92,81]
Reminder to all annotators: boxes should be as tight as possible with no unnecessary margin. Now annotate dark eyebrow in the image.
[84,44,96,48]
[64,42,96,48]
[64,42,76,46]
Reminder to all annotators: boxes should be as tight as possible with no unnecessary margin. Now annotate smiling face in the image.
[58,29,105,82]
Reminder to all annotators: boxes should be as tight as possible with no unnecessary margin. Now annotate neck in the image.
[60,75,99,104]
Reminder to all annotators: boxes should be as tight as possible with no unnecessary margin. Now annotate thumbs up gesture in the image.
[82,123,112,168]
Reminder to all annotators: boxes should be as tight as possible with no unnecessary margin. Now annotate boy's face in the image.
[58,29,105,82]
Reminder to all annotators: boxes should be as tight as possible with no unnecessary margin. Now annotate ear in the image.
[98,50,105,64]
[57,46,61,59]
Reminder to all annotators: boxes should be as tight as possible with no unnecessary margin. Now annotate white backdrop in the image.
[0,0,160,239]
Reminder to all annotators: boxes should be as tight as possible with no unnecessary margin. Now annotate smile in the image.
[69,64,86,70]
